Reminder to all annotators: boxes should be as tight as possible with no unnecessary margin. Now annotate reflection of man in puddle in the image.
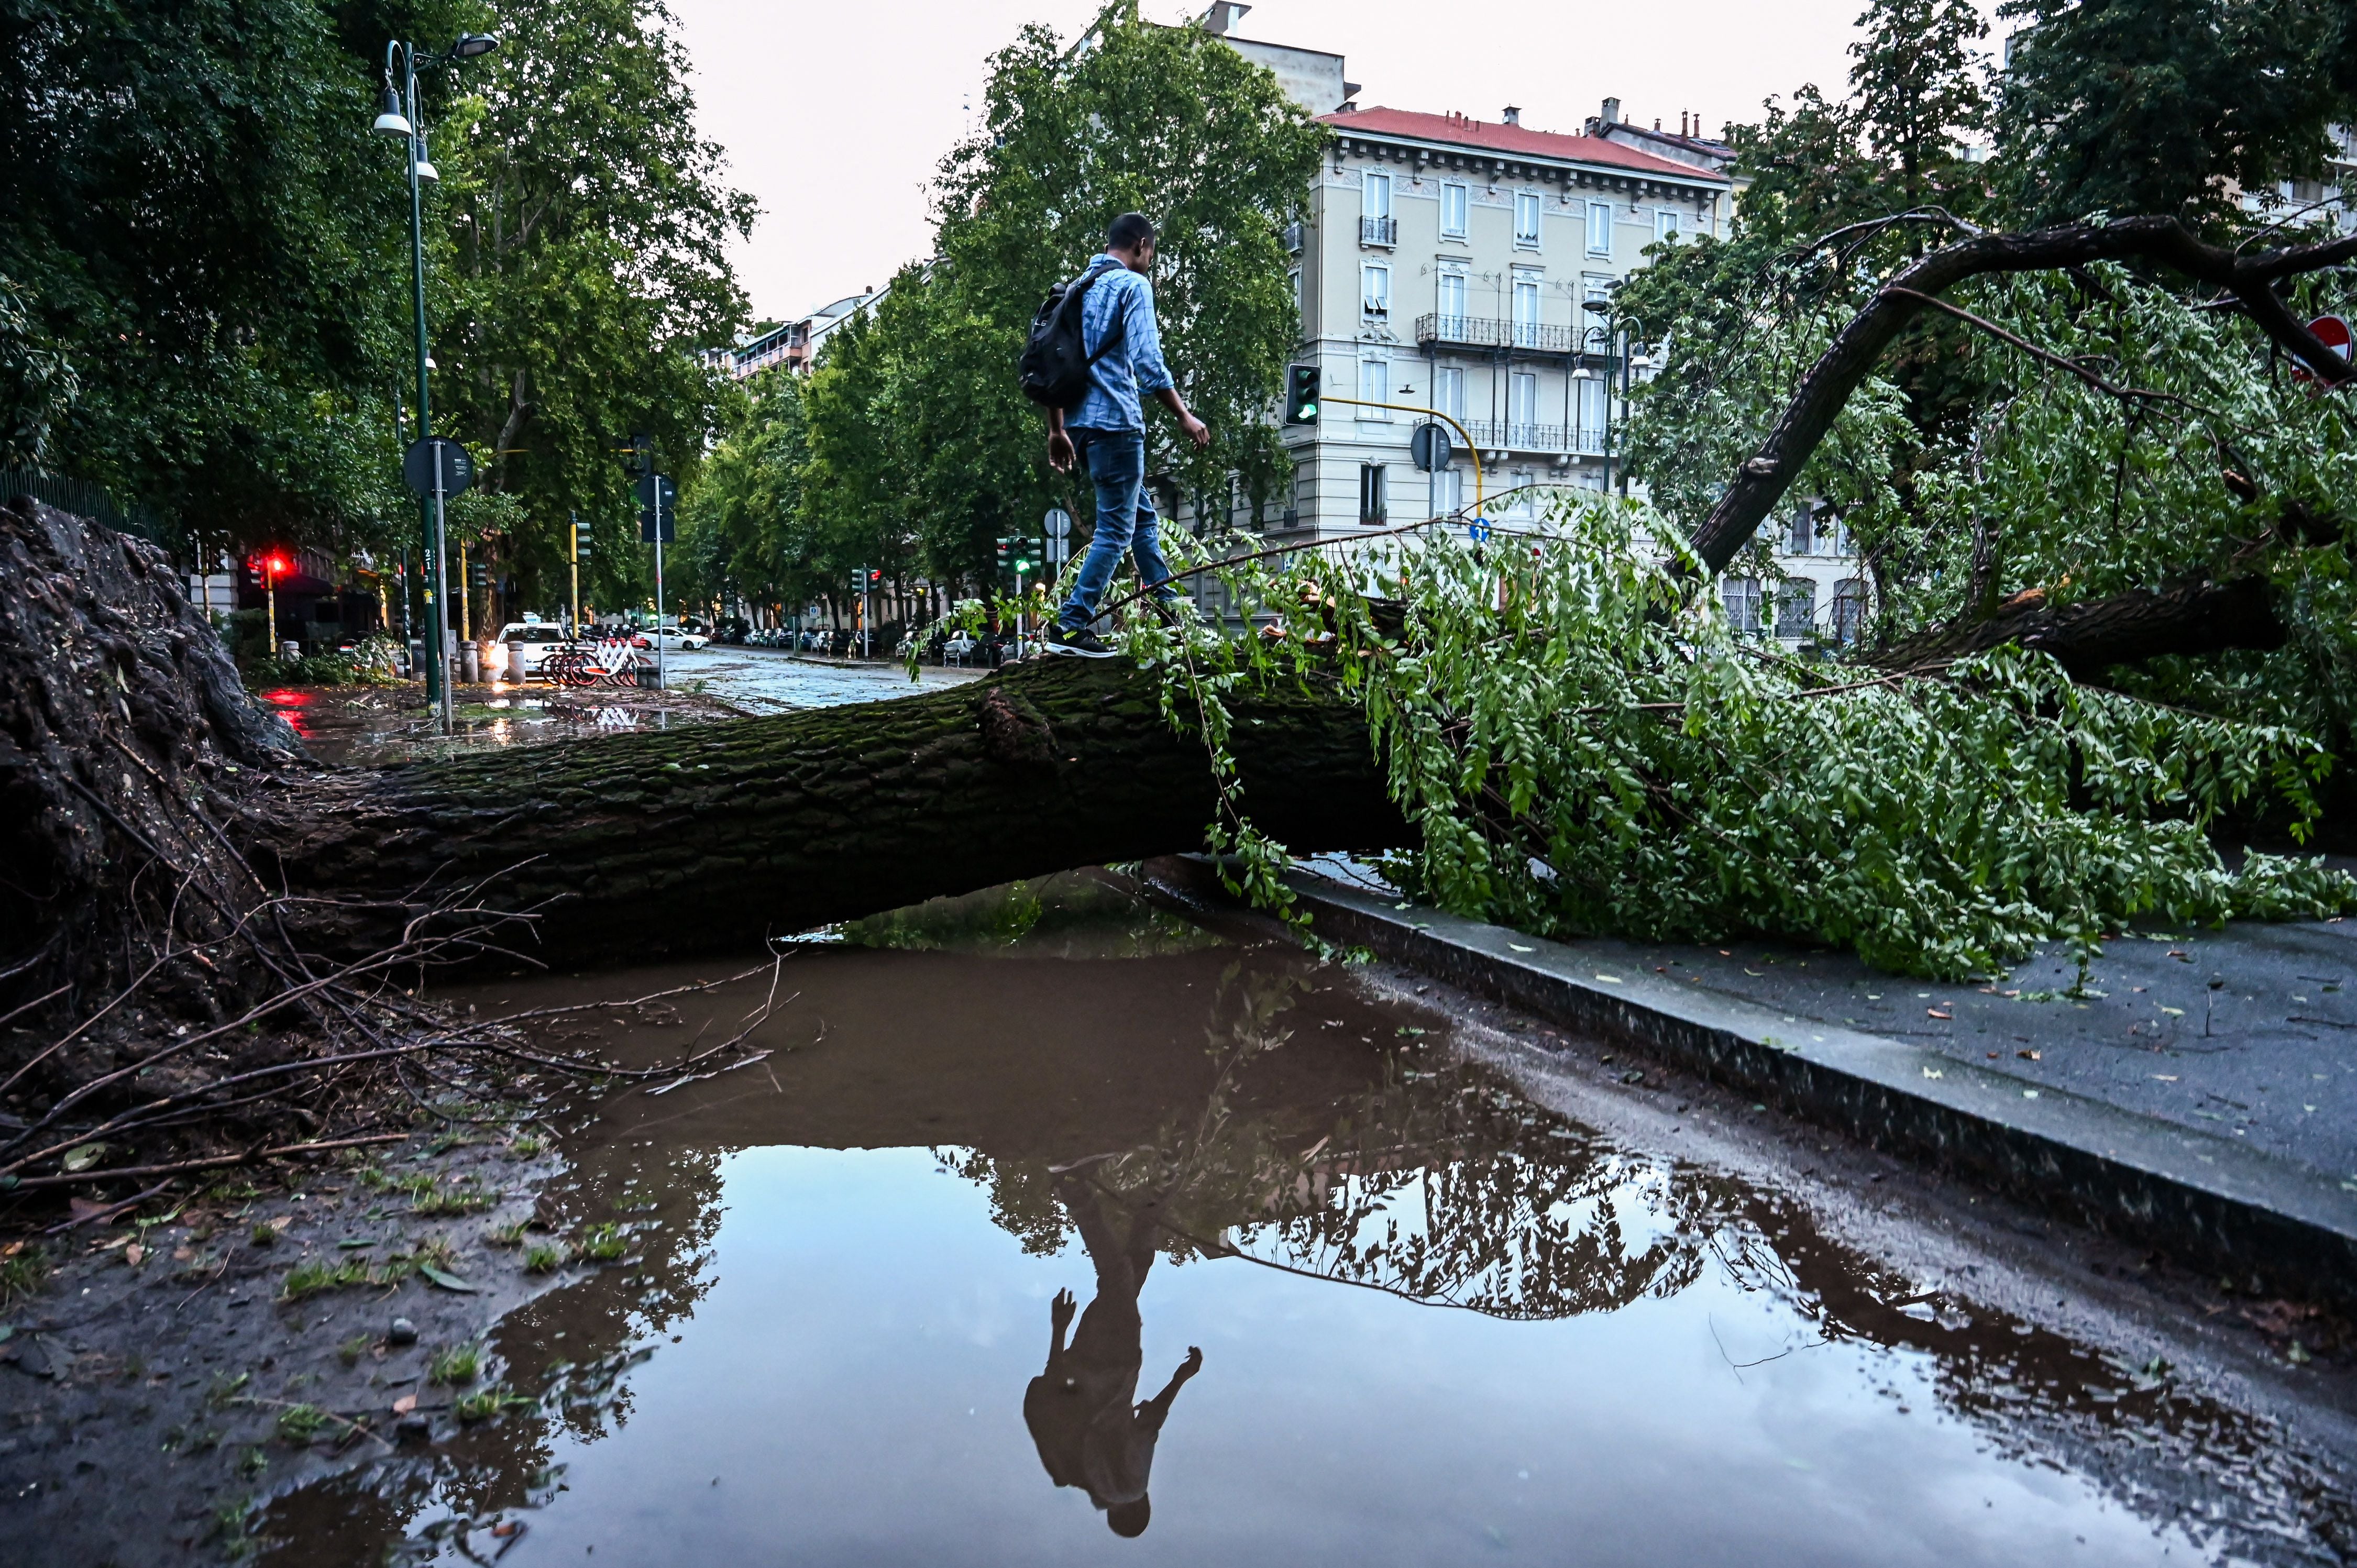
[1024,1180,1202,1537]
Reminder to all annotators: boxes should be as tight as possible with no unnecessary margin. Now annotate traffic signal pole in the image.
[655,533,667,691]
[1321,398,1484,508]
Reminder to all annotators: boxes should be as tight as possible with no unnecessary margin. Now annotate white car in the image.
[942,630,978,663]
[630,628,710,652]
[498,622,576,678]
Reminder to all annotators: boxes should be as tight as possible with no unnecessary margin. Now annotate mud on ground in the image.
[0,1130,569,1563]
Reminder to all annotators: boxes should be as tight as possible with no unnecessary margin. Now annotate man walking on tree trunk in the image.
[1044,212,1213,658]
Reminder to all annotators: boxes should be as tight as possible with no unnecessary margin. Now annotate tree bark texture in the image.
[1875,574,2287,680]
[255,660,1407,969]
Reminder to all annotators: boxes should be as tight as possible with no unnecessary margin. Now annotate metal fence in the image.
[1359,215,1397,246]
[1461,420,1608,455]
[0,469,162,542]
[1416,314,1593,354]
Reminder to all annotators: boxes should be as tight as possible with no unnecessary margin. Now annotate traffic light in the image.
[468,560,489,590]
[572,517,593,565]
[1284,363,1320,424]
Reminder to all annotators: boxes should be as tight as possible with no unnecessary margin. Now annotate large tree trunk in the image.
[1874,573,2286,680]
[254,658,1406,969]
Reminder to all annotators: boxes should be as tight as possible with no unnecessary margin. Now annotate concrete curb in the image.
[1151,857,2357,1307]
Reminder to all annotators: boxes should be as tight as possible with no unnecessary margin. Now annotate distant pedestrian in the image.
[1042,212,1212,658]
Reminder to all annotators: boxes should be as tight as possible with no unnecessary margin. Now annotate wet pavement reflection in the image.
[258,875,2354,1565]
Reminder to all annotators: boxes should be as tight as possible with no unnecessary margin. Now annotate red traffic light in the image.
[271,554,291,575]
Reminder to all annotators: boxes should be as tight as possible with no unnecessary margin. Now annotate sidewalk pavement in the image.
[1159,855,2357,1306]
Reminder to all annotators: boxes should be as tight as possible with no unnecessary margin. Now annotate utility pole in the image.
[568,510,582,637]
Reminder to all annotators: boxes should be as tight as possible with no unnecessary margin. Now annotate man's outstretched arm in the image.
[1136,1345,1203,1429]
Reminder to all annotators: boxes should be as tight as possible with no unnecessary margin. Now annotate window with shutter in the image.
[1362,263,1390,318]
[1515,192,1541,248]
[1587,201,1612,256]
[1359,463,1388,523]
[1441,183,1469,238]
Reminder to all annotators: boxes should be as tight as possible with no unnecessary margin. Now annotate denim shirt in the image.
[1069,255,1173,433]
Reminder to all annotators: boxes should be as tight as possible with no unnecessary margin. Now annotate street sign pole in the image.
[432,465,453,732]
[403,435,475,734]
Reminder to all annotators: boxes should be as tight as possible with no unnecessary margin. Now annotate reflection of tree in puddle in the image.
[840,870,1222,959]
[261,953,2354,1565]
[955,961,2357,1561]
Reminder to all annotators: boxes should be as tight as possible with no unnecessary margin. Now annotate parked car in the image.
[942,630,978,664]
[499,621,576,680]
[630,627,710,652]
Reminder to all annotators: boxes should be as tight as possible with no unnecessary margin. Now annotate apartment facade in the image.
[1265,104,1724,534]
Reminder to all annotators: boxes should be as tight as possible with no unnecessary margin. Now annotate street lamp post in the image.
[373,32,497,727]
[1582,302,1649,498]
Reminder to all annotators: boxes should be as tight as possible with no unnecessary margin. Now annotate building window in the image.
[1507,467,1537,516]
[1361,169,1396,245]
[1512,271,1541,347]
[1359,463,1387,524]
[1789,500,1818,555]
[1722,576,1763,636]
[1361,262,1390,318]
[1436,268,1468,332]
[1576,375,1607,450]
[1776,577,1816,637]
[1441,182,1469,238]
[1288,266,1302,318]
[1508,372,1538,443]
[1358,358,1391,416]
[1435,365,1466,421]
[1433,466,1464,514]
[1654,208,1681,245]
[1587,200,1613,257]
[1514,191,1541,248]
[1831,578,1868,644]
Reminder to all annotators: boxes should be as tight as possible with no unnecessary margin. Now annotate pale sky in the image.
[666,0,2002,326]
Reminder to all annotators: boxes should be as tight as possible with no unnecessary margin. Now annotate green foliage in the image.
[680,12,1323,614]
[278,1257,370,1302]
[428,0,753,618]
[577,1222,626,1261]
[1995,0,2357,229]
[428,1342,483,1385]
[1127,494,2354,980]
[0,1242,47,1308]
[523,1241,568,1272]
[274,1403,331,1444]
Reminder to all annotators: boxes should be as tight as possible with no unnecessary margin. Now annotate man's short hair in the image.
[1107,212,1158,251]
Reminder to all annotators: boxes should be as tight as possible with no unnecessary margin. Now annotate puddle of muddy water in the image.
[257,874,2352,1566]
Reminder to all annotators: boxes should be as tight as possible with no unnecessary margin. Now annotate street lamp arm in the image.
[1319,397,1484,507]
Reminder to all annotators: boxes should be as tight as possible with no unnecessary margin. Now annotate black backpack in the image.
[1018,259,1127,411]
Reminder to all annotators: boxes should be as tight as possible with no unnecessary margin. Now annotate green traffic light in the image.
[1299,400,1317,418]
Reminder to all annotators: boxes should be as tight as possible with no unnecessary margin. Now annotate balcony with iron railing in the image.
[1360,215,1397,247]
[1460,419,1609,455]
[1416,314,1608,356]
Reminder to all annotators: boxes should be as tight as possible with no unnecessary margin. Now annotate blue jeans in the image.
[1059,428,1176,630]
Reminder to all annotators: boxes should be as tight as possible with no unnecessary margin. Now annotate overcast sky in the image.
[665,0,2004,327]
